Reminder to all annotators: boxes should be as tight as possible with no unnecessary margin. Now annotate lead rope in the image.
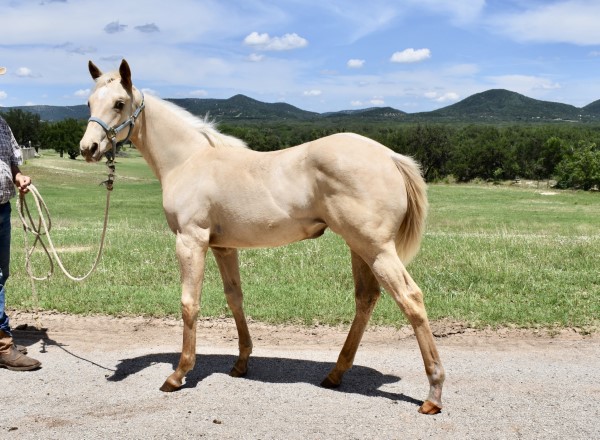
[17,157,115,325]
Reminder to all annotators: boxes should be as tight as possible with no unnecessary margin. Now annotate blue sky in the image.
[2,0,600,113]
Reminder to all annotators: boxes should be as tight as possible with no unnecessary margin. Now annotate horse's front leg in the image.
[160,229,209,392]
[212,247,253,377]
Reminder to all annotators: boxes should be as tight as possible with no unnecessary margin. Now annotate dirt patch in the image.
[3,311,599,439]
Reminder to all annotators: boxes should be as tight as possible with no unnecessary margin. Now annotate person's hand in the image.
[14,173,31,194]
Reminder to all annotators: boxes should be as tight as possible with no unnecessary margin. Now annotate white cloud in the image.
[390,48,431,63]
[425,91,460,102]
[347,59,365,68]
[244,32,308,51]
[244,32,269,46]
[303,90,322,97]
[487,75,561,93]
[0,91,7,100]
[491,1,600,45]
[247,53,265,62]
[350,97,385,107]
[15,67,36,78]
[351,96,385,107]
[74,89,90,98]
[190,89,208,97]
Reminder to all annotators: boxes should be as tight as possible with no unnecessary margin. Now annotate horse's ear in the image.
[88,60,102,80]
[119,59,132,92]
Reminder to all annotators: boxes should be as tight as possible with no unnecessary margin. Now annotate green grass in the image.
[7,150,600,330]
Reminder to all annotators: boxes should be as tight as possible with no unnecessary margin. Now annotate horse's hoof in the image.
[229,366,247,378]
[159,378,181,392]
[418,400,442,415]
[320,376,340,389]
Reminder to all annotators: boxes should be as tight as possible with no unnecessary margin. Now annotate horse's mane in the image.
[96,71,247,150]
[157,98,248,150]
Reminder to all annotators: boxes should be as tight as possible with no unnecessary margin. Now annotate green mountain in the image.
[2,89,599,124]
[323,106,406,121]
[4,104,90,122]
[419,89,583,122]
[582,99,600,115]
[167,94,319,121]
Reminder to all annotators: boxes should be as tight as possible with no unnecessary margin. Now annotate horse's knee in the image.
[181,300,199,323]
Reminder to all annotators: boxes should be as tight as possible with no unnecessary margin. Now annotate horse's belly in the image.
[209,218,327,248]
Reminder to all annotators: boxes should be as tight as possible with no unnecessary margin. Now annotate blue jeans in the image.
[0,202,12,335]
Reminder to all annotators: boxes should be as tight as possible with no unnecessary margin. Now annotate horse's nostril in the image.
[90,143,98,155]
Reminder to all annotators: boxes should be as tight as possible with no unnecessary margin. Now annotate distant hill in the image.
[3,104,89,122]
[323,106,406,120]
[582,99,600,115]
[2,89,600,124]
[421,89,583,122]
[167,94,319,121]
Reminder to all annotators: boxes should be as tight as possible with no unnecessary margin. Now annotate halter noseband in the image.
[88,91,145,153]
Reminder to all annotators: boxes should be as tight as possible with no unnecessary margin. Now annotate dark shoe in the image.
[0,345,41,371]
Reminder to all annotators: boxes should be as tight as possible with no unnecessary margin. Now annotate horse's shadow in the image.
[13,326,423,407]
[107,351,423,407]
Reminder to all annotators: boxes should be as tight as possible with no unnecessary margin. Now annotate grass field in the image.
[7,150,600,330]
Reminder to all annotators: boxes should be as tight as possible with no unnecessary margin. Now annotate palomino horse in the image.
[80,60,444,414]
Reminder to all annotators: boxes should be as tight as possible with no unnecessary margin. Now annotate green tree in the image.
[538,136,566,179]
[404,124,453,181]
[40,118,85,159]
[555,141,600,190]
[0,108,42,148]
[450,125,512,181]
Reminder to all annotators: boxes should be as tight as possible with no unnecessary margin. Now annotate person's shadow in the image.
[12,323,116,372]
[13,324,423,408]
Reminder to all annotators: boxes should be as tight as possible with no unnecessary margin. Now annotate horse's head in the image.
[80,59,144,162]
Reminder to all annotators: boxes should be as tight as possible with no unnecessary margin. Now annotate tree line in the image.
[2,108,599,190]
[221,122,600,190]
[0,108,85,159]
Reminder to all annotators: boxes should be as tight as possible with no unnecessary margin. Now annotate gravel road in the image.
[2,312,599,439]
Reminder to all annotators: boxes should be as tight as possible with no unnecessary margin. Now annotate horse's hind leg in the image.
[370,248,444,414]
[321,250,381,388]
[212,247,253,378]
[160,230,209,392]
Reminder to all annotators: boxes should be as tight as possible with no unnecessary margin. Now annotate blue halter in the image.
[88,91,145,190]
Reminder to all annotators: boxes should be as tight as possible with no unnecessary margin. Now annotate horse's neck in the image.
[130,95,206,182]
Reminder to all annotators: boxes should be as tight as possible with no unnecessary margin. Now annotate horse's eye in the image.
[115,101,125,111]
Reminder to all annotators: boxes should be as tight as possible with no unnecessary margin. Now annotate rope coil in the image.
[17,159,114,282]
